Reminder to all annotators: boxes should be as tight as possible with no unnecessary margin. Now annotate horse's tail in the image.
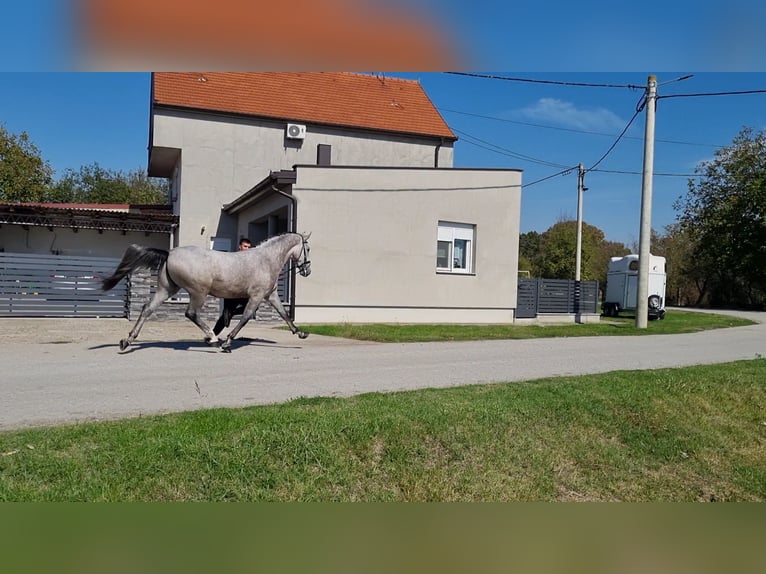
[102,244,169,291]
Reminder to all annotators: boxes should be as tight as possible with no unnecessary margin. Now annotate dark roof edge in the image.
[292,164,523,173]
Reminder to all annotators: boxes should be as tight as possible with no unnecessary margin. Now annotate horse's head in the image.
[293,232,311,277]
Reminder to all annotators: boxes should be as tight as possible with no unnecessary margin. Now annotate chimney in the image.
[317,144,332,166]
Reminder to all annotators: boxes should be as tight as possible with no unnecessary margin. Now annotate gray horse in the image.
[101,232,312,352]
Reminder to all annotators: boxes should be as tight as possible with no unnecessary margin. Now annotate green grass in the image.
[1,359,764,501]
[300,310,754,342]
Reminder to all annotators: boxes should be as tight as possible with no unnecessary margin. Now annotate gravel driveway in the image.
[0,310,763,430]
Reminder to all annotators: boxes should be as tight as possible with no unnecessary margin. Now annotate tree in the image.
[655,223,707,306]
[518,230,541,275]
[48,163,169,204]
[674,127,766,308]
[537,220,624,283]
[0,125,54,202]
[520,221,629,290]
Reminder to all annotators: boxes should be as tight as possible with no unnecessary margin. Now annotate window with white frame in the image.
[437,221,475,273]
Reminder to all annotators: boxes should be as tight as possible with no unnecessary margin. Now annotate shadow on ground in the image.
[87,336,303,353]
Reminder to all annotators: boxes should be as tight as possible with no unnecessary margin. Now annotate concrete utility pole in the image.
[636,74,657,329]
[575,163,585,282]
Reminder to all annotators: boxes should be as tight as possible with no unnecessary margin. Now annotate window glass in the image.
[453,239,469,269]
[436,240,451,269]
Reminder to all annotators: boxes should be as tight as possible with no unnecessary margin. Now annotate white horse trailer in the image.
[603,254,666,319]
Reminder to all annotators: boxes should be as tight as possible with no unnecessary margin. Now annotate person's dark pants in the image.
[212,298,249,336]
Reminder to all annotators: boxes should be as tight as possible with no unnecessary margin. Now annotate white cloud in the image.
[515,98,627,132]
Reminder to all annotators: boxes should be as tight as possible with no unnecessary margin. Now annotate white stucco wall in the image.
[0,226,170,257]
[152,109,454,248]
[291,166,522,323]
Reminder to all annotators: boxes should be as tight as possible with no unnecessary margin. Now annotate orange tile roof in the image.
[152,72,456,140]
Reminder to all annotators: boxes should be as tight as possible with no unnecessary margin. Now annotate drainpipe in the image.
[434,138,443,168]
[271,185,297,233]
[271,185,298,319]
[169,223,177,250]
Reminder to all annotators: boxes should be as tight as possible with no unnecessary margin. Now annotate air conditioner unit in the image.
[286,123,306,140]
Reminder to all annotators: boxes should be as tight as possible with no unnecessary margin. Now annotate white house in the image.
[148,72,523,323]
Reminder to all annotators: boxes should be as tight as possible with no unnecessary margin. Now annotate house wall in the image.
[0,226,170,257]
[290,167,522,324]
[152,109,453,248]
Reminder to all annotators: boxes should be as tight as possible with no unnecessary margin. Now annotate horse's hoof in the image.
[298,331,309,339]
[119,339,130,351]
[221,346,232,354]
[205,337,221,347]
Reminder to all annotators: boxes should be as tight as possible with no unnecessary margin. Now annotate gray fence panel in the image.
[537,279,574,313]
[0,252,127,317]
[517,278,599,317]
[577,281,599,314]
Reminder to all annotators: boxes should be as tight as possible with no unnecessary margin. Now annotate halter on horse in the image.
[102,232,312,352]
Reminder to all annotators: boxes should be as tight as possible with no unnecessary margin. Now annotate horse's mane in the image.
[253,232,299,249]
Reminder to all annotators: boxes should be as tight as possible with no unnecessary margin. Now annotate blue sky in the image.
[1,72,764,246]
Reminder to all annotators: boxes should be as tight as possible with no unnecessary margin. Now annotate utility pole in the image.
[574,163,587,323]
[636,74,657,329]
[575,163,585,282]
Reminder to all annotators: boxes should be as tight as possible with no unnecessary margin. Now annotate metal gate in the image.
[0,252,127,317]
[516,278,539,318]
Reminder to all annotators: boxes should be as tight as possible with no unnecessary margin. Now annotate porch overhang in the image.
[223,170,296,215]
[148,146,181,178]
[0,203,178,234]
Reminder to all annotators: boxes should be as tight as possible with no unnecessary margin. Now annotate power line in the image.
[523,166,579,189]
[457,131,700,179]
[453,128,572,169]
[444,72,643,89]
[589,168,700,177]
[439,107,723,148]
[659,89,766,100]
[586,102,643,171]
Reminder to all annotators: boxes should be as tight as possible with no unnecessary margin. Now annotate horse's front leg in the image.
[220,297,262,353]
[266,290,308,339]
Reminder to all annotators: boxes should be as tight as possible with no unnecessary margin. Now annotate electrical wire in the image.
[659,89,766,99]
[589,168,701,177]
[439,107,723,148]
[439,75,760,184]
[586,103,643,172]
[453,128,572,169]
[444,72,643,89]
[523,166,579,189]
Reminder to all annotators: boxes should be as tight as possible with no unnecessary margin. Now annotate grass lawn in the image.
[1,359,764,501]
[300,310,755,342]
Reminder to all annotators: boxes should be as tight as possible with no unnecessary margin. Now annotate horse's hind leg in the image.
[184,293,220,346]
[220,297,262,352]
[120,279,179,351]
[266,289,308,339]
